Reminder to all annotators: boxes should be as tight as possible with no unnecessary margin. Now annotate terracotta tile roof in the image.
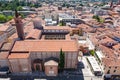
[97,28,110,32]
[86,19,102,26]
[89,35,99,46]
[102,58,120,67]
[113,44,120,50]
[99,45,115,58]
[8,53,29,59]
[26,29,41,39]
[0,52,9,59]
[0,31,5,35]
[99,36,115,44]
[113,44,120,54]
[108,11,119,18]
[24,22,34,32]
[11,40,78,52]
[4,19,15,25]
[101,15,112,19]
[77,24,90,29]
[81,14,94,17]
[0,25,9,31]
[0,43,12,51]
[8,33,18,40]
[44,60,58,66]
[44,26,70,30]
[8,21,34,40]
[77,24,93,32]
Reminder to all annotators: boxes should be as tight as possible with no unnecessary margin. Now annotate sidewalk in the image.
[81,57,94,76]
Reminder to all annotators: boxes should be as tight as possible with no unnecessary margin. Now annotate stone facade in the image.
[103,64,120,75]
[30,51,78,69]
[7,51,78,76]
[9,58,31,73]
[44,60,58,76]
[0,59,9,67]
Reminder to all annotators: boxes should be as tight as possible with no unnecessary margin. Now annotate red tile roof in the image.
[8,53,29,59]
[0,25,9,31]
[99,45,115,58]
[44,26,70,30]
[26,29,41,39]
[11,40,78,52]
[0,52,9,59]
[102,58,120,67]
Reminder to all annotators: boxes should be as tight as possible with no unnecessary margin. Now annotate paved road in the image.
[81,56,94,76]
[80,56,103,80]
[0,74,103,80]
[0,74,85,80]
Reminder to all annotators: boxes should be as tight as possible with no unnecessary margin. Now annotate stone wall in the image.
[30,51,78,69]
[9,58,31,73]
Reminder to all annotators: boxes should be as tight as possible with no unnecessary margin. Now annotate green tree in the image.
[19,13,25,18]
[93,15,99,20]
[34,3,39,8]
[90,50,95,56]
[62,3,66,7]
[0,14,7,23]
[93,15,100,22]
[20,1,25,6]
[59,21,65,26]
[93,15,104,23]
[17,6,23,11]
[99,18,105,23]
[11,0,19,11]
[59,49,65,69]
[0,7,3,11]
[66,4,70,8]
[30,4,34,7]
[59,22,65,26]
[79,3,83,6]
[7,16,13,21]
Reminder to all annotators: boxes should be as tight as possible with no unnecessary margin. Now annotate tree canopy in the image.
[0,14,13,23]
[17,6,23,11]
[0,14,7,23]
[0,0,42,11]
[7,16,13,21]
[90,50,95,56]
[92,15,104,23]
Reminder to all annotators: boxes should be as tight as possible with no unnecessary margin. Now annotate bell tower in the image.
[14,10,24,40]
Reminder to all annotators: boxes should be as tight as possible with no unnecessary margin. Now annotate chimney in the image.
[14,10,24,40]
[110,0,113,9]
